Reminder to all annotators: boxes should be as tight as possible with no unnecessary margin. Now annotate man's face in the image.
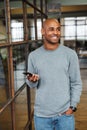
[42,20,61,45]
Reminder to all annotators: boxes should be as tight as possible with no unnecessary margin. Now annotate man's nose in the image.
[53,29,58,34]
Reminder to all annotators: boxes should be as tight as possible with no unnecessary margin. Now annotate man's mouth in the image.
[51,36,58,39]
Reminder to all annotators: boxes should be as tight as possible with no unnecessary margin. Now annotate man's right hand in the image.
[27,74,39,82]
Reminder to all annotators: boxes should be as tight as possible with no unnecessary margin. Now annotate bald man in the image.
[26,18,82,130]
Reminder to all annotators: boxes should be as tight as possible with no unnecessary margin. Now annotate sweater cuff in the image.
[26,79,38,88]
[70,101,77,108]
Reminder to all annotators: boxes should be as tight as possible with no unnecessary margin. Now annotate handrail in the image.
[0,39,43,48]
[0,83,26,114]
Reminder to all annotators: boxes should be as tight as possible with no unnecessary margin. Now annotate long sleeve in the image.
[26,53,39,88]
[69,51,82,107]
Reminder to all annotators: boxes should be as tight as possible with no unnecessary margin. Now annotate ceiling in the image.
[48,0,87,6]
[0,0,87,8]
[0,0,87,18]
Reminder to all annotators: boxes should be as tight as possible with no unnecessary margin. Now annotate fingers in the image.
[27,74,39,82]
[65,108,73,115]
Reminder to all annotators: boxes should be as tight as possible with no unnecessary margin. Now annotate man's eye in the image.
[49,28,54,31]
[57,28,60,31]
[48,27,60,31]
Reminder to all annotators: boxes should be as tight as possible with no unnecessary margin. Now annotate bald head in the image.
[43,18,59,29]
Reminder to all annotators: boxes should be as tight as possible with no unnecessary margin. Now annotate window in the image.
[28,19,42,40]
[11,20,24,42]
[61,17,87,40]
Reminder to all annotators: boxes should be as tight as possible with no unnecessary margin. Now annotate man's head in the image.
[41,18,61,45]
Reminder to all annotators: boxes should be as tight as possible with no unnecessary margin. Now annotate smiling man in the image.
[42,19,60,48]
[26,18,82,130]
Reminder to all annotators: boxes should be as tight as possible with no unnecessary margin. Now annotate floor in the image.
[74,69,87,130]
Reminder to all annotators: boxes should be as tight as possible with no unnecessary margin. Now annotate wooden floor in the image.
[0,69,87,130]
[74,69,87,130]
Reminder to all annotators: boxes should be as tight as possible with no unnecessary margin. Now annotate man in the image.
[26,18,82,130]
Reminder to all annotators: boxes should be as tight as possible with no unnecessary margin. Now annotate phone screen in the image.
[23,72,33,76]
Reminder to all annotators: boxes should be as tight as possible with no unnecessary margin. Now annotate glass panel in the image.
[28,18,42,40]
[79,52,87,69]
[10,1,24,42]
[0,1,7,43]
[77,20,85,25]
[11,20,24,42]
[37,19,42,39]
[65,20,75,26]
[27,4,34,40]
[65,25,75,40]
[28,19,35,40]
[43,0,46,13]
[86,19,87,24]
[85,25,87,40]
[77,36,86,40]
[62,17,87,70]
[0,48,10,108]
[0,105,12,130]
[13,44,26,92]
[65,17,76,20]
[77,17,86,20]
[64,17,87,40]
[27,5,43,40]
[77,25,85,40]
[15,87,28,130]
[37,0,40,8]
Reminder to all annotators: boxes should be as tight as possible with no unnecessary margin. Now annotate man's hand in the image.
[65,108,73,115]
[27,74,39,82]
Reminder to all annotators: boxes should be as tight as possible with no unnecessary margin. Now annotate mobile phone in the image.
[23,72,33,77]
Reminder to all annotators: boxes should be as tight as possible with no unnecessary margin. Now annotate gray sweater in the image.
[26,45,82,117]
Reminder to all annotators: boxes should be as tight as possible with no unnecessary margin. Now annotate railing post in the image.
[4,0,15,130]
[22,0,32,130]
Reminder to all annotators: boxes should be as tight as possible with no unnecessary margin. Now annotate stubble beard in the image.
[45,37,59,45]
